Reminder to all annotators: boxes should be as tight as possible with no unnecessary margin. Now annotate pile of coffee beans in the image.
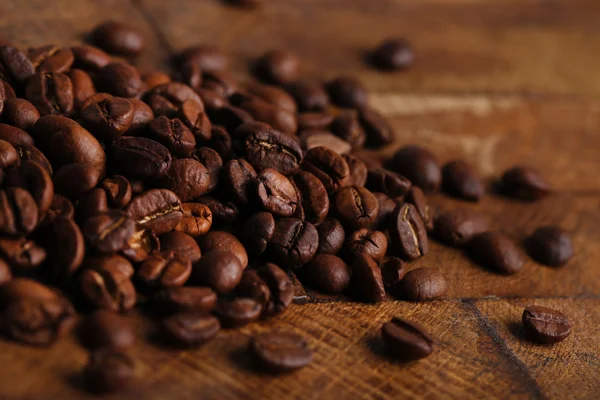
[0,17,574,393]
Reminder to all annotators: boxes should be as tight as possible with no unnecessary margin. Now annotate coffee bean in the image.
[191,147,222,192]
[371,192,397,230]
[178,62,202,90]
[68,69,96,112]
[112,136,172,180]
[2,80,16,99]
[241,212,275,257]
[350,254,386,302]
[76,188,108,224]
[389,203,428,260]
[344,228,388,262]
[359,108,393,146]
[178,44,227,73]
[292,171,329,225]
[366,168,412,198]
[0,140,17,168]
[326,77,368,109]
[98,62,142,99]
[13,144,53,176]
[101,175,132,208]
[84,211,136,253]
[197,195,239,226]
[145,82,203,118]
[177,99,212,142]
[317,217,345,255]
[405,186,433,231]
[79,310,134,350]
[442,160,485,201]
[246,82,297,113]
[223,159,257,207]
[469,232,524,274]
[84,254,135,280]
[191,251,243,294]
[53,162,102,199]
[391,146,441,192]
[215,298,262,328]
[128,98,154,134]
[43,194,74,224]
[381,317,433,361]
[71,45,111,71]
[1,98,40,131]
[306,254,350,294]
[396,267,447,301]
[202,70,237,98]
[434,208,489,247]
[501,165,552,201]
[174,203,213,237]
[371,38,415,70]
[160,231,201,264]
[299,130,352,155]
[29,45,74,73]
[80,262,136,312]
[249,331,312,373]
[239,97,297,134]
[41,216,85,278]
[121,228,160,263]
[0,237,46,271]
[25,72,74,116]
[0,123,34,146]
[197,88,227,113]
[270,218,318,267]
[254,262,294,316]
[162,312,220,347]
[342,155,367,188]
[301,146,350,194]
[153,286,217,314]
[381,257,406,289]
[0,187,39,236]
[297,111,334,131]
[522,306,571,344]
[80,96,134,139]
[199,230,248,269]
[91,20,145,56]
[332,110,367,148]
[83,348,135,394]
[0,46,35,86]
[284,80,329,112]
[527,226,573,267]
[159,159,210,202]
[127,189,183,236]
[138,251,192,289]
[257,168,298,217]
[243,122,303,176]
[254,50,300,85]
[236,269,271,308]
[206,125,234,161]
[143,71,171,89]
[0,259,12,285]
[334,186,379,230]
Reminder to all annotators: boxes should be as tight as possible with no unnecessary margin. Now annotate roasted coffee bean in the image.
[297,111,334,131]
[284,80,329,112]
[522,306,571,344]
[197,196,239,226]
[223,159,258,207]
[71,45,111,71]
[91,20,145,56]
[301,146,349,194]
[201,70,237,98]
[0,140,17,168]
[241,212,275,257]
[121,228,160,263]
[29,45,74,73]
[43,194,74,223]
[344,228,387,262]
[159,159,210,202]
[269,218,318,267]
[97,62,142,98]
[366,168,411,198]
[8,160,54,215]
[162,312,220,347]
[2,80,15,101]
[326,77,368,109]
[160,231,201,264]
[84,254,135,280]
[434,208,489,247]
[41,216,85,278]
[191,251,243,294]
[177,99,212,141]
[396,267,447,301]
[1,98,40,131]
[334,186,379,229]
[130,180,145,195]
[138,251,192,289]
[80,91,114,110]
[112,136,171,180]
[81,96,134,139]
[257,168,298,217]
[53,162,102,199]
[359,108,393,146]
[101,175,132,208]
[527,226,573,267]
[0,124,34,146]
[191,147,222,192]
[391,146,441,192]
[306,254,350,294]
[68,69,96,112]
[80,263,136,312]
[292,171,329,225]
[79,310,134,350]
[76,188,108,223]
[83,348,135,394]
[127,189,183,236]
[299,130,352,155]
[381,257,406,289]
[178,62,202,89]
[351,254,385,302]
[317,217,345,255]
[249,331,313,373]
[442,160,484,201]
[145,82,202,118]
[381,317,433,361]
[236,269,272,308]
[0,237,46,271]
[371,192,397,229]
[0,46,35,86]
[0,187,39,236]
[198,230,248,269]
[153,286,217,314]
[197,88,227,112]
[0,259,12,285]
[215,298,262,328]
[238,97,298,134]
[389,203,428,260]
[84,210,136,253]
[371,38,415,70]
[212,105,254,136]
[178,44,227,73]
[405,186,433,231]
[243,123,303,176]
[254,50,300,85]
[175,203,213,237]
[343,155,368,187]
[255,262,294,316]
[25,72,74,116]
[128,98,154,134]
[246,82,297,113]
[501,165,552,201]
[469,232,524,274]
[13,144,53,175]
[206,125,234,161]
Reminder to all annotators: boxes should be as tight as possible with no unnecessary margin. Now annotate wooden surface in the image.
[1,0,600,399]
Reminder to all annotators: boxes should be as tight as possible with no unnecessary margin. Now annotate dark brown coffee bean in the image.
[306,254,350,294]
[130,179,145,195]
[254,50,300,85]
[344,228,388,262]
[522,306,571,344]
[236,269,271,308]
[127,189,183,236]
[389,203,428,260]
[255,262,294,316]
[334,186,379,230]
[301,146,350,194]
[71,45,111,71]
[53,162,102,199]
[25,72,74,116]
[501,165,552,201]
[371,38,415,70]
[241,212,275,257]
[7,160,53,215]
[292,171,329,225]
[223,159,258,207]
[196,196,239,226]
[41,216,85,278]
[1,98,40,131]
[297,111,334,131]
[381,257,406,289]
[28,45,74,74]
[366,168,411,198]
[243,122,303,176]
[0,46,35,86]
[112,136,172,180]
[211,105,254,137]
[527,226,573,267]
[434,208,489,247]
[284,80,328,112]
[153,286,217,314]
[138,251,192,289]
[178,44,227,73]
[197,88,227,112]
[79,310,134,350]
[270,218,318,267]
[177,99,212,142]
[371,192,397,230]
[206,125,234,161]
[198,230,248,269]
[317,217,345,255]
[469,232,524,274]
[174,203,212,237]
[442,160,484,201]
[91,20,145,56]
[1,80,15,99]
[246,82,297,113]
[350,254,385,302]
[0,237,46,271]
[257,168,298,217]
[80,263,136,312]
[101,175,132,208]
[343,155,368,188]
[0,259,12,285]
[83,348,134,394]
[162,312,220,347]
[13,144,53,176]
[405,186,434,231]
[249,331,312,373]
[299,130,352,155]
[143,71,171,89]
[81,96,134,139]
[215,298,262,328]
[84,210,136,253]
[178,62,202,90]
[97,62,142,98]
[381,317,433,361]
[359,108,393,146]
[84,254,135,280]
[191,251,243,294]
[191,147,222,192]
[238,97,298,134]
[391,146,441,192]
[121,228,160,263]
[158,159,210,202]
[160,231,201,264]
[68,69,96,112]
[396,267,447,301]
[0,123,34,146]
[0,187,39,237]
[145,82,202,118]
[201,70,237,98]
[76,188,108,224]
[43,194,74,224]
[128,98,154,134]
[326,77,368,109]
[0,140,17,168]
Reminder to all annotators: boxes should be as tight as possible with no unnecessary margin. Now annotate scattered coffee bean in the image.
[178,44,227,73]
[381,317,433,362]
[302,146,350,194]
[254,50,300,85]
[80,262,136,312]
[434,208,489,247]
[223,158,258,207]
[91,20,145,56]
[442,160,485,201]
[292,171,329,225]
[249,331,313,373]
[371,38,414,70]
[191,251,243,294]
[405,186,434,231]
[522,306,571,344]
[469,232,524,274]
[112,136,172,180]
[391,146,441,192]
[284,79,329,112]
[127,189,183,236]
[243,122,304,176]
[158,158,210,202]
[71,45,111,71]
[306,254,351,294]
[366,168,411,198]
[1,98,40,131]
[160,231,201,264]
[162,312,220,347]
[527,226,573,267]
[359,108,393,146]
[380,257,406,289]
[84,210,136,253]
[0,187,39,236]
[389,203,428,260]
[149,116,196,157]
[101,175,132,209]
[395,267,447,301]
[0,237,47,272]
[197,196,239,226]
[326,77,368,109]
[215,298,262,328]
[25,72,74,116]
[343,153,368,186]
[371,192,397,229]
[500,165,552,201]
[191,147,222,192]
[83,348,135,394]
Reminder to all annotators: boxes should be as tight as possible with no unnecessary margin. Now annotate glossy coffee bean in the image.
[138,251,192,289]
[0,187,39,236]
[101,175,132,208]
[13,144,53,176]
[246,82,297,113]
[223,159,257,207]
[178,62,202,89]
[191,251,243,294]
[302,146,350,194]
[153,286,217,314]
[174,203,213,237]
[178,44,227,73]
[284,80,329,112]
[145,82,202,118]
[0,46,35,86]
[159,159,210,202]
[160,231,201,264]
[76,188,108,223]
[442,160,485,201]
[68,68,96,112]
[127,189,183,236]
[371,192,397,230]
[0,140,17,168]
[249,331,313,373]
[396,267,447,301]
[371,38,415,70]
[162,312,220,347]
[83,348,135,394]
[391,146,441,192]
[25,72,74,116]
[1,98,40,131]
[91,20,145,56]
[359,108,393,146]
[53,162,102,199]
[242,122,303,176]
[0,123,34,146]
[81,96,134,139]
[177,99,212,141]
[112,136,172,180]
[236,269,271,309]
[270,218,318,267]
[0,237,46,271]
[306,254,351,294]
[522,306,571,344]
[207,125,234,161]
[236,96,297,134]
[389,203,428,260]
[344,228,387,262]
[199,231,248,269]
[128,98,154,134]
[121,228,160,263]
[215,298,262,328]
[191,147,222,192]
[405,186,434,231]
[501,165,552,201]
[351,254,386,302]
[381,317,433,362]
[79,310,135,350]
[343,153,368,186]
[380,257,406,289]
[334,186,379,230]
[241,212,275,257]
[84,210,136,253]
[257,168,298,217]
[434,208,489,247]
[43,194,74,224]
[196,196,239,226]
[80,263,136,312]
[317,217,345,255]
[29,45,74,74]
[468,232,524,274]
[366,168,411,198]
[297,111,334,131]
[201,70,237,98]
[71,45,111,71]
[84,255,134,283]
[41,216,85,278]
[254,50,300,85]
[526,226,573,267]
[326,77,368,109]
[292,171,329,225]
[255,263,294,316]
[97,62,142,98]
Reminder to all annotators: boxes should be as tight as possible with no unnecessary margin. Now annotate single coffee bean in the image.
[434,208,489,247]
[191,147,222,192]
[153,286,217,314]
[178,62,202,90]
[366,168,412,198]
[68,69,96,112]
[214,298,262,328]
[389,203,428,260]
[2,80,15,100]
[254,50,300,85]
[162,312,220,347]
[199,230,248,269]
[197,196,239,226]
[249,331,313,373]
[191,251,243,294]
[381,317,433,362]
[76,188,108,224]
[223,159,257,207]
[112,136,172,180]
[0,140,17,168]
[343,153,368,186]
[317,217,345,255]
[522,306,571,344]
[43,194,74,224]
[144,82,203,118]
[212,105,254,136]
[13,144,53,176]
[0,237,46,271]
[241,212,275,257]
[396,267,447,301]
[197,88,227,112]
[359,108,393,146]
[25,72,74,116]
[0,278,60,303]
[71,45,111,71]
[101,175,132,208]
[284,80,329,112]
[138,251,192,289]
[128,98,154,134]
[257,168,298,217]
[0,124,34,146]
[177,99,212,141]
[501,165,552,201]
[371,192,397,230]
[0,258,12,285]
[121,228,160,263]
[160,231,201,264]
[84,254,135,280]
[255,262,294,316]
[371,38,415,70]
[270,218,318,267]
[469,232,524,274]
[174,203,213,237]
[350,254,386,302]
[41,216,85,278]
[127,189,183,236]
[81,96,134,139]
[239,97,298,134]
[0,187,39,237]
[158,158,210,202]
[306,254,351,294]
[344,228,388,262]
[243,123,304,176]
[442,160,484,201]
[236,269,272,309]
[405,186,434,231]
[292,171,329,225]
[178,44,227,73]
[332,111,366,149]
[79,310,135,350]
[206,125,234,161]
[297,111,334,131]
[53,162,102,199]
[246,82,297,113]
[84,210,136,253]
[1,98,40,131]
[80,263,136,312]
[334,186,379,230]
[0,46,35,86]
[299,130,352,155]
[527,226,573,267]
[391,146,441,192]
[381,257,406,289]
[83,348,135,394]
[302,146,350,194]
[326,77,368,109]
[201,70,237,98]
[91,20,145,56]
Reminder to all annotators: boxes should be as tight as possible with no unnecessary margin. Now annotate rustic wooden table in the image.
[1,0,600,399]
